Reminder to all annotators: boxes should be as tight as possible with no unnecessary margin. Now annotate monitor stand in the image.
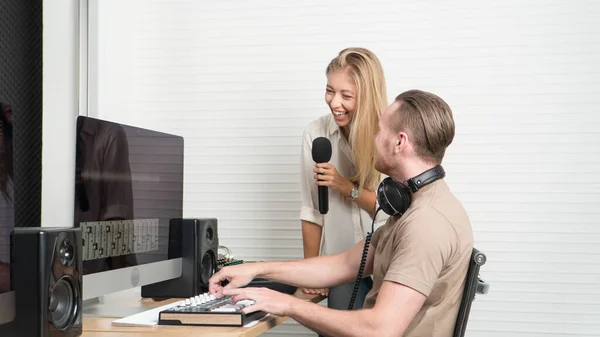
[81,287,159,318]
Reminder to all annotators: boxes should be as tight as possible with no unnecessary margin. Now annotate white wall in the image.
[90,1,600,336]
[41,0,82,228]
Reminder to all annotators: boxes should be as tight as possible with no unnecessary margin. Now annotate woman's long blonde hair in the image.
[326,47,388,190]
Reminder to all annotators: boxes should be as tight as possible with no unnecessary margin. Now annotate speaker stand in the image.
[82,300,151,318]
[81,288,157,318]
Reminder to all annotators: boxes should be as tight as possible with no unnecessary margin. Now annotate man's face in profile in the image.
[374,102,401,176]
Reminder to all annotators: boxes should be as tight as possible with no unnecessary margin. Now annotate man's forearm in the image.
[287,299,382,337]
[256,254,354,289]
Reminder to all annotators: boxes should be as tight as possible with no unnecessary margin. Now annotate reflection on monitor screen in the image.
[0,101,15,325]
[74,116,183,302]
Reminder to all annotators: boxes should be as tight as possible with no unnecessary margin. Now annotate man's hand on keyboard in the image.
[223,287,294,317]
[209,264,257,297]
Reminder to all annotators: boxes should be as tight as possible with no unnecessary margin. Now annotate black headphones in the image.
[377,165,446,217]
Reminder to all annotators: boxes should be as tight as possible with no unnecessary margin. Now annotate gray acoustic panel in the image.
[0,0,43,228]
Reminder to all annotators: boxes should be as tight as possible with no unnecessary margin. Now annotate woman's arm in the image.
[341,183,377,217]
[302,220,322,260]
[299,131,329,296]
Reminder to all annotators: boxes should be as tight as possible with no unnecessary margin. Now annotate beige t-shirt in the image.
[363,179,473,337]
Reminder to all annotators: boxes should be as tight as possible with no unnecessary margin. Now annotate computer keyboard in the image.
[112,292,268,328]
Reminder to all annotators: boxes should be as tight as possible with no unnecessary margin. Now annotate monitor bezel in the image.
[75,116,185,302]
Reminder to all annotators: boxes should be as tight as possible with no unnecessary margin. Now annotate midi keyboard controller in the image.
[157,292,267,327]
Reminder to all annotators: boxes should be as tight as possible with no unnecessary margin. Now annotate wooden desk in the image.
[82,289,325,337]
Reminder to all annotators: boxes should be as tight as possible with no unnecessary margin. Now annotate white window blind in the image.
[90,1,600,336]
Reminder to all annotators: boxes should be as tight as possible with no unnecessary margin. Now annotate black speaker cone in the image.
[49,276,78,331]
[200,251,216,285]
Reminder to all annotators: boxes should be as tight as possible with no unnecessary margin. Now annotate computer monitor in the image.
[0,102,15,325]
[74,116,184,305]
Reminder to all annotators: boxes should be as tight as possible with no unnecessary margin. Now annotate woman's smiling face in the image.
[325,70,357,130]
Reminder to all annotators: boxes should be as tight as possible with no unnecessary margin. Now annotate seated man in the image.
[208,89,474,337]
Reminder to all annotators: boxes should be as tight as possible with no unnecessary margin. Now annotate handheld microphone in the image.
[311,137,332,214]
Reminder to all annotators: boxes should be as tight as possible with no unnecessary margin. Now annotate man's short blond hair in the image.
[391,90,455,164]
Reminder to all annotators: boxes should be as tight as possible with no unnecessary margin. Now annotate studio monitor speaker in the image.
[141,218,219,299]
[0,227,83,337]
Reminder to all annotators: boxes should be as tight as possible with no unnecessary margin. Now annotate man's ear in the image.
[394,132,408,154]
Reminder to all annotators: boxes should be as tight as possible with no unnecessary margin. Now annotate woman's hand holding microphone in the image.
[313,163,354,198]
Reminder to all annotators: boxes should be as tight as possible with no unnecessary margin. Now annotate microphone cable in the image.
[347,207,382,310]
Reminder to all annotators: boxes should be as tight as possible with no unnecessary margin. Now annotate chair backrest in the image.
[453,247,490,337]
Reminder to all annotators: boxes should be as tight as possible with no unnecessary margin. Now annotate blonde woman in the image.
[299,47,389,310]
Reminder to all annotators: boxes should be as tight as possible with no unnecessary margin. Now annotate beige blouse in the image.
[299,114,389,256]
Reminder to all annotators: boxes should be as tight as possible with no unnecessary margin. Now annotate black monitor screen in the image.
[74,116,184,276]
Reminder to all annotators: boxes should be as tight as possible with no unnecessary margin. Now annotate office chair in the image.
[453,248,490,337]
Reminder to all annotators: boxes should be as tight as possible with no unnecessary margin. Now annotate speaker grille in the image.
[49,276,78,331]
[200,251,216,286]
[0,0,43,228]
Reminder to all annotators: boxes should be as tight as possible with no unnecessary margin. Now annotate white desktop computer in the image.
[74,116,185,317]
